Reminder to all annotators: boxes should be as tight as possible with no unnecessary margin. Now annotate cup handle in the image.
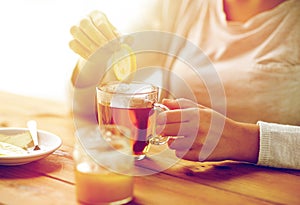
[149,103,170,145]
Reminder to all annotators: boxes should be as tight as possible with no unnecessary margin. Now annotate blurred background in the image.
[0,0,152,102]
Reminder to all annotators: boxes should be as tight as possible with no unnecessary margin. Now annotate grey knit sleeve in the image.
[257,121,300,170]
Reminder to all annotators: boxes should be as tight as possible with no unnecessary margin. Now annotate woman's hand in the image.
[157,98,259,163]
[69,10,120,59]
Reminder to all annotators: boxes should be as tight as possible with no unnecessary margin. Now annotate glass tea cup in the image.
[73,126,134,205]
[96,81,169,160]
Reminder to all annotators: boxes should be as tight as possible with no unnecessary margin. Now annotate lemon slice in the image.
[112,44,136,81]
[0,142,27,156]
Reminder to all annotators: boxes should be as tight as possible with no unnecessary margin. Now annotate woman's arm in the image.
[159,98,300,170]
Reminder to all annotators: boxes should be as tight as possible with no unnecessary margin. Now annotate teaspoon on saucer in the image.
[27,120,41,151]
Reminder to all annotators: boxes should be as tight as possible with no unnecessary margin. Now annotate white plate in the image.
[0,127,62,166]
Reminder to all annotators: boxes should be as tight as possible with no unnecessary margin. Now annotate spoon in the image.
[27,120,41,150]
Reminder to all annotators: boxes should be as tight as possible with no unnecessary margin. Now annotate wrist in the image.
[234,121,260,163]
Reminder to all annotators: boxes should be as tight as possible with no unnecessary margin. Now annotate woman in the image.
[69,0,300,169]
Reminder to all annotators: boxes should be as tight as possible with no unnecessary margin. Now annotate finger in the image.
[70,26,98,53]
[167,136,195,151]
[157,108,198,125]
[89,10,118,41]
[156,110,181,125]
[79,18,106,47]
[162,98,199,109]
[69,40,91,59]
[158,121,194,137]
[175,149,201,161]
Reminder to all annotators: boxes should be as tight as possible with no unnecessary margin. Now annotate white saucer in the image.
[0,127,62,166]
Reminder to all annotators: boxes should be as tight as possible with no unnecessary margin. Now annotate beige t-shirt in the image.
[156,0,300,125]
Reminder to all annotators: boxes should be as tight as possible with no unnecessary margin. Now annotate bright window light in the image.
[0,0,152,101]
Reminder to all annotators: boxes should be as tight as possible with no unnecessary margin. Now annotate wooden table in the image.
[0,91,299,205]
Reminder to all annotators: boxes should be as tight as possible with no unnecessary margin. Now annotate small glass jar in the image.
[73,125,134,205]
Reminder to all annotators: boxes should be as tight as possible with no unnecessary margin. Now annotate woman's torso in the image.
[158,0,300,125]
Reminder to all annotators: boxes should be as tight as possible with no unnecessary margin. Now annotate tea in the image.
[97,81,169,160]
[98,103,155,159]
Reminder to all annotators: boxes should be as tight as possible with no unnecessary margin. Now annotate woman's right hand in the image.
[69,10,120,59]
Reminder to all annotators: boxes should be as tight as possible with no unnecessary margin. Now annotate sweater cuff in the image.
[256,121,271,166]
[256,121,300,170]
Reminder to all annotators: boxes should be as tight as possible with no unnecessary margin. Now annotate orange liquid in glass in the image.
[75,163,133,204]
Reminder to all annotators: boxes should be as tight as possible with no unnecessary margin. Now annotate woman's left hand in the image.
[157,98,259,163]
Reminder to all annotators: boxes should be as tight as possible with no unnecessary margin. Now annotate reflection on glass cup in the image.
[73,126,134,204]
[96,81,169,160]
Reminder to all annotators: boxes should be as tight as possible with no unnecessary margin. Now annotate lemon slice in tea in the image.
[112,44,136,81]
[0,142,27,156]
